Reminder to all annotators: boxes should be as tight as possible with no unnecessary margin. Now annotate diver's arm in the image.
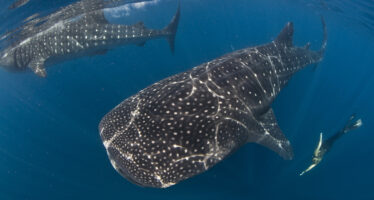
[299,133,324,176]
[300,163,317,176]
[314,132,323,156]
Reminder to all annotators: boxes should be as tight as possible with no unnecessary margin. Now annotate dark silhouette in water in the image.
[99,17,327,188]
[0,0,180,77]
[300,114,363,176]
[8,0,29,9]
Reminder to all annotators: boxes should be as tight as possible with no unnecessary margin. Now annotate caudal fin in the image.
[318,16,327,56]
[309,16,328,70]
[164,2,180,53]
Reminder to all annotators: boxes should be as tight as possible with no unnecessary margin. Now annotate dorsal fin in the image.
[80,0,108,24]
[275,22,294,47]
[83,10,109,24]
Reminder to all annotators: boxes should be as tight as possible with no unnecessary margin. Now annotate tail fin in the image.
[318,16,327,56]
[311,16,327,70]
[163,1,180,53]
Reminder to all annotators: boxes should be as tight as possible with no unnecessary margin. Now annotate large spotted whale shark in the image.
[0,0,180,77]
[99,18,327,188]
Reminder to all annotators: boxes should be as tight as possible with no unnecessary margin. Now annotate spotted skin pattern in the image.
[0,0,180,77]
[99,20,327,188]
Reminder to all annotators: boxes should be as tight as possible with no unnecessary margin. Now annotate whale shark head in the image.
[0,49,18,72]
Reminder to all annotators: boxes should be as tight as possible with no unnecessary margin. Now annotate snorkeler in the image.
[299,114,363,176]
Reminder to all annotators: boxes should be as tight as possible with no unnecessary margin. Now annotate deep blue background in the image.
[0,0,373,199]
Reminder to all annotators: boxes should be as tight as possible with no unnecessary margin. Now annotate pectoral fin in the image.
[249,108,293,160]
[28,57,47,77]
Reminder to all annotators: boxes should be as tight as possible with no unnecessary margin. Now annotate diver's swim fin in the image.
[343,114,363,133]
[352,119,363,129]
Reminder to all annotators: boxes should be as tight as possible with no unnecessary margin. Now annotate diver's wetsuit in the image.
[319,127,347,155]
[300,114,362,176]
[322,114,362,154]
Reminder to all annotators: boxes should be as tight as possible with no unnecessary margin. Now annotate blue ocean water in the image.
[0,0,373,199]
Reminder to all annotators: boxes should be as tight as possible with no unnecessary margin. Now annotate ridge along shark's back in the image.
[99,18,327,188]
[0,0,181,77]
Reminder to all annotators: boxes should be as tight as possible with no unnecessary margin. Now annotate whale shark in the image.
[0,0,180,77]
[99,18,327,188]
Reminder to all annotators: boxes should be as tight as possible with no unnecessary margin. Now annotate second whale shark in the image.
[0,0,180,77]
